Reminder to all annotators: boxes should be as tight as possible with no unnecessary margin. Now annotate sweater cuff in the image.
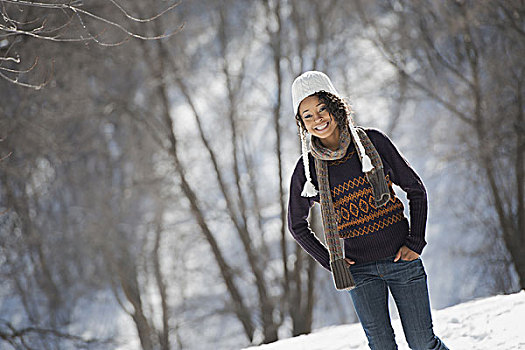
[318,255,332,272]
[407,199,427,254]
[404,235,427,255]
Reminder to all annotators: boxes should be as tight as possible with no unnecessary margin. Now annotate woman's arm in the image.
[287,156,331,271]
[367,128,428,255]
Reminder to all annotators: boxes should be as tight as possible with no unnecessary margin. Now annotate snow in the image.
[243,290,525,350]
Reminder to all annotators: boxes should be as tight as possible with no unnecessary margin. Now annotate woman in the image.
[288,71,448,350]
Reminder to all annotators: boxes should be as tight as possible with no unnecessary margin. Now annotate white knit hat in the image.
[292,71,373,197]
[292,71,339,115]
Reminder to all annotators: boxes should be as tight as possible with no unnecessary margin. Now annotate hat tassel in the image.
[361,154,374,172]
[302,180,318,197]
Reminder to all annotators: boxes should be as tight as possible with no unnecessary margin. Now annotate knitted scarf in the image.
[310,126,390,290]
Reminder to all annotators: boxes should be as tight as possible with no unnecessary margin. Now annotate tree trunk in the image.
[150,38,257,342]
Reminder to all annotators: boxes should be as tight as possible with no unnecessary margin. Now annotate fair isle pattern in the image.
[333,187,372,207]
[337,200,404,229]
[343,212,406,238]
[331,174,406,239]
[331,176,368,197]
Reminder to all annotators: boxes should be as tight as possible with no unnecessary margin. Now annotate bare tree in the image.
[0,0,181,88]
[0,3,183,348]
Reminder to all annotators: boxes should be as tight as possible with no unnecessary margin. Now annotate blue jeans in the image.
[348,256,448,350]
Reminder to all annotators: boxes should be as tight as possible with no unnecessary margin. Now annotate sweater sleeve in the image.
[287,156,331,271]
[367,128,428,254]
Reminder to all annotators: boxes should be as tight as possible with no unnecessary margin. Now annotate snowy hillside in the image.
[243,291,525,350]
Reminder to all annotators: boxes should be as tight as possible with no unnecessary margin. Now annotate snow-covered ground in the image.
[243,291,525,350]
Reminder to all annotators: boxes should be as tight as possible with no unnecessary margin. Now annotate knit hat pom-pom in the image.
[361,154,374,172]
[301,180,318,197]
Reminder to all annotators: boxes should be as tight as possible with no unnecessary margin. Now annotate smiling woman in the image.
[287,71,449,350]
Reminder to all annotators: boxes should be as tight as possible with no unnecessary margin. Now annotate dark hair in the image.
[294,90,354,137]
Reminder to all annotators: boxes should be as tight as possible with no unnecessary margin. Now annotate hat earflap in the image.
[300,125,319,197]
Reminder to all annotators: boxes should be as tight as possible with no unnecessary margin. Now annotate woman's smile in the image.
[314,121,330,132]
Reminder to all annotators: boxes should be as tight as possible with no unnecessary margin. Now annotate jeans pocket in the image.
[402,258,426,282]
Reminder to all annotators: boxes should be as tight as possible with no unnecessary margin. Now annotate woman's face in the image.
[299,95,339,141]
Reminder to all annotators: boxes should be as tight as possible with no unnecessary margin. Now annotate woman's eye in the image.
[319,106,326,112]
[303,114,312,119]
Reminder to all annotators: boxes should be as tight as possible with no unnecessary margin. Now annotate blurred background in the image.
[0,0,523,349]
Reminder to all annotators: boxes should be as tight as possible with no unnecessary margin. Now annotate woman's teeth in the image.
[315,122,329,131]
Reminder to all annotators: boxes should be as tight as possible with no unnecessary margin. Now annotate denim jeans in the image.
[348,256,449,350]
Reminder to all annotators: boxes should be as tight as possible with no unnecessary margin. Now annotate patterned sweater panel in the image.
[327,147,407,240]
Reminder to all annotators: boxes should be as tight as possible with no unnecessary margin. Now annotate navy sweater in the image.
[287,128,428,271]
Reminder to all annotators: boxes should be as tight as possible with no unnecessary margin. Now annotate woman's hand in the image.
[344,257,355,266]
[394,245,419,262]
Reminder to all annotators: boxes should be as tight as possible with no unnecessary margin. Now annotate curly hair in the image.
[294,90,355,137]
